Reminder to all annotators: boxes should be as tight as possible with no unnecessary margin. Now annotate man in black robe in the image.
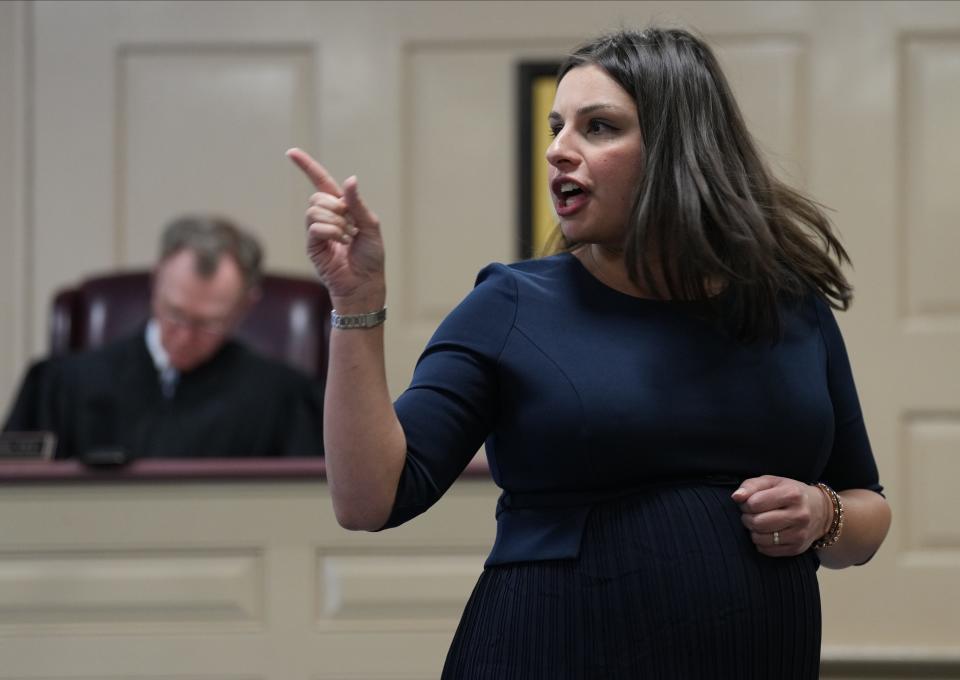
[2,216,324,460]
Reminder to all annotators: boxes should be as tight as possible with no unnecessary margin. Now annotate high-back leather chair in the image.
[49,270,331,384]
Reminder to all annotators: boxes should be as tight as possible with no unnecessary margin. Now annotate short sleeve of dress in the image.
[378,263,518,530]
[813,297,884,496]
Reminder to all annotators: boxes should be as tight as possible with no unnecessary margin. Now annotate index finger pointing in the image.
[286,147,342,197]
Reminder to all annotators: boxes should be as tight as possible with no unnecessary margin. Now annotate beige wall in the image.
[0,1,29,410]
[2,0,960,677]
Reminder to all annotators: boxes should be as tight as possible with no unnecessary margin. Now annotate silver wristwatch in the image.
[330,306,387,329]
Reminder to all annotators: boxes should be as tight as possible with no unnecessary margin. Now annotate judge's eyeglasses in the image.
[155,299,234,336]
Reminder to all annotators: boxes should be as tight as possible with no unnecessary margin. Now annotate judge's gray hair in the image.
[159,215,263,290]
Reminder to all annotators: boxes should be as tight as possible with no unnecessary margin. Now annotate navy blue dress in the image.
[384,253,883,678]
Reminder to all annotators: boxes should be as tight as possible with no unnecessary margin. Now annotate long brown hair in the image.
[552,27,852,342]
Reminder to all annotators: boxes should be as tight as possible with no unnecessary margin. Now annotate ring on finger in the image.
[772,530,781,546]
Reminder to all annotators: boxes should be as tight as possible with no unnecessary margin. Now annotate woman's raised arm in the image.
[287,148,406,530]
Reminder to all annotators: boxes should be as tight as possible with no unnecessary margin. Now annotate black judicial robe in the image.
[3,332,325,459]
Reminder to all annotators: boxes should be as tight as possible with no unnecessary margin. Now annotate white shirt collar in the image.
[145,318,171,373]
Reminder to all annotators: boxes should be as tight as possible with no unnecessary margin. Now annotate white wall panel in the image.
[901,36,960,323]
[714,35,807,182]
[0,549,263,627]
[119,45,316,274]
[0,1,29,408]
[901,414,960,551]
[317,552,484,629]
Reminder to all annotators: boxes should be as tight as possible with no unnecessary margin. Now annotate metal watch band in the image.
[330,306,387,329]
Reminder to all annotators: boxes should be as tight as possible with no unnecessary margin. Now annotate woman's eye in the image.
[548,119,616,138]
[587,119,614,134]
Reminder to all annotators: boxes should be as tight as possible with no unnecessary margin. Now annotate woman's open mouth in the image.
[553,179,590,217]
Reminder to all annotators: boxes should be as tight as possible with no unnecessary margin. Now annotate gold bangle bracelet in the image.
[813,482,844,549]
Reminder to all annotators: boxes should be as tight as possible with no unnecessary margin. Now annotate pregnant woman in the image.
[288,25,891,679]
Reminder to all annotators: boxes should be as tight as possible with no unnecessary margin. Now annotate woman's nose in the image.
[546,130,580,169]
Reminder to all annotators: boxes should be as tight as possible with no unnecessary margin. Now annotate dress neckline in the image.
[560,251,717,308]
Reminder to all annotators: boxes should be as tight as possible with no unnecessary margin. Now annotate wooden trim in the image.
[0,454,492,483]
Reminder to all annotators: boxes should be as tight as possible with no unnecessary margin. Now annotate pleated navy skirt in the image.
[443,484,821,679]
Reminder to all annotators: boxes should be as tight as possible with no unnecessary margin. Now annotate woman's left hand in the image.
[732,475,832,557]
